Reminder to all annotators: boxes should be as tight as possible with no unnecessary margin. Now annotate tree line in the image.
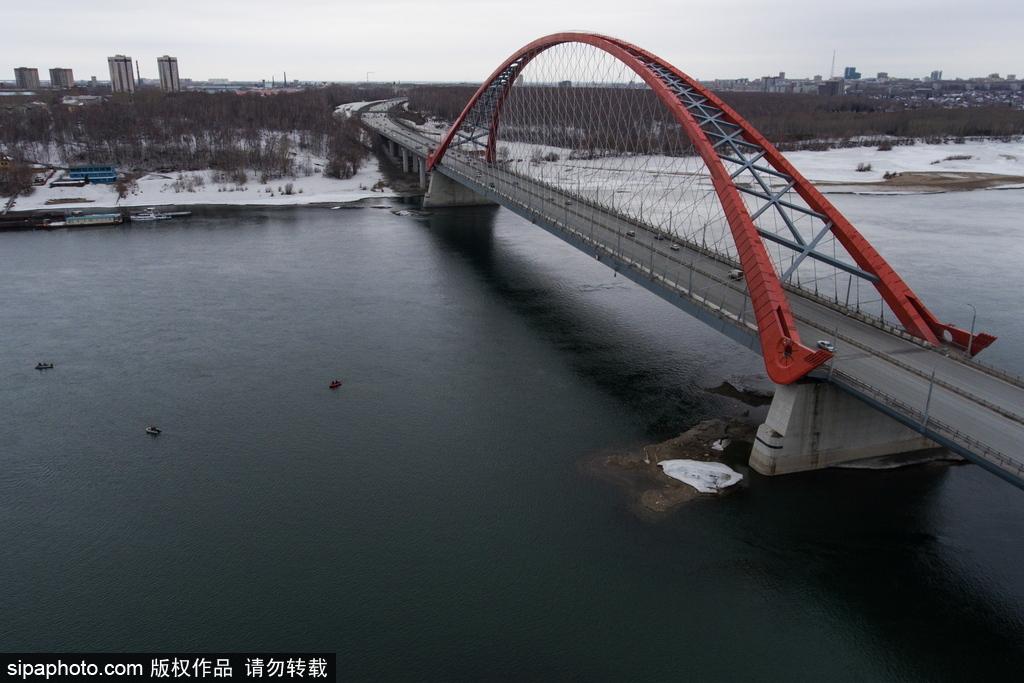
[407,85,1024,148]
[0,85,399,194]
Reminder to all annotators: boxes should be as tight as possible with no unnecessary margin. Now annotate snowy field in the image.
[333,101,383,119]
[491,137,1024,190]
[658,460,743,493]
[11,158,398,211]
[783,139,1024,184]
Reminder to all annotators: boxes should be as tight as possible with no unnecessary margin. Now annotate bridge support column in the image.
[401,148,411,173]
[749,381,937,475]
[416,158,427,189]
[422,171,496,208]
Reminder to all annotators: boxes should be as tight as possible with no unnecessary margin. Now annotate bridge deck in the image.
[362,104,1024,488]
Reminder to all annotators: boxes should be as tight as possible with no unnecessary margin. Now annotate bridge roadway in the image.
[361,103,1024,489]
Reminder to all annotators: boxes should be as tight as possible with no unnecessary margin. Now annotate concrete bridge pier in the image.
[400,148,411,173]
[417,158,427,189]
[422,171,496,208]
[749,380,937,475]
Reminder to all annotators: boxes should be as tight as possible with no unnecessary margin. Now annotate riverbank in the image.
[5,157,406,213]
[0,196,425,231]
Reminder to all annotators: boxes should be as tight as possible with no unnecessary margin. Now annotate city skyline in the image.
[3,0,1022,83]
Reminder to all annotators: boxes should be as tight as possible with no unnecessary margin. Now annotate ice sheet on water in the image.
[658,459,742,493]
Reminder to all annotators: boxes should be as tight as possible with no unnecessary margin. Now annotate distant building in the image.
[876,72,889,80]
[157,56,181,92]
[14,67,40,89]
[67,165,118,184]
[818,78,845,96]
[107,55,135,93]
[930,70,943,81]
[558,80,572,88]
[761,75,787,93]
[49,68,74,89]
[843,66,861,80]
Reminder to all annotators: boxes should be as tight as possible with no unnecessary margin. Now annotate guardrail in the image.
[797,313,1024,427]
[440,160,759,341]
[832,369,1024,480]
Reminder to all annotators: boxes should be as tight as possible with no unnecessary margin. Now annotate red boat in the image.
[329,380,342,389]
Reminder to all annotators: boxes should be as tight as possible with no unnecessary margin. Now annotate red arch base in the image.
[427,33,993,383]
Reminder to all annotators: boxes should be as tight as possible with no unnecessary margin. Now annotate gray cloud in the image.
[5,0,1022,82]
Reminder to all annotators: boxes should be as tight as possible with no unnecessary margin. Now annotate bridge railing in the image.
[831,369,1023,480]
[440,153,762,336]
[809,316,1024,427]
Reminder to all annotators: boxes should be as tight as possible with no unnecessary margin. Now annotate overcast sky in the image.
[5,0,1022,83]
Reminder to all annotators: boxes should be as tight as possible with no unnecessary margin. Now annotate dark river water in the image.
[2,195,1023,681]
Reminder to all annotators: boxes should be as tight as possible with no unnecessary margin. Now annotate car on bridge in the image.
[728,269,744,280]
[670,244,680,251]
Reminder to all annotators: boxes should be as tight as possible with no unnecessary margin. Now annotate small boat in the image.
[131,207,172,222]
[329,380,342,389]
[35,362,55,370]
[145,426,162,436]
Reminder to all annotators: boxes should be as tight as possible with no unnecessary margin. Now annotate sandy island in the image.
[819,170,1024,192]
[583,416,760,519]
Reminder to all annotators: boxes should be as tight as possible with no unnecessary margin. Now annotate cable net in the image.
[443,41,895,322]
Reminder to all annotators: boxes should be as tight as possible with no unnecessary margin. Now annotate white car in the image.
[817,340,836,353]
[727,269,744,280]
[626,230,636,238]
[670,244,681,251]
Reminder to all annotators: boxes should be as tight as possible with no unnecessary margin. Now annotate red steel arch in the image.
[427,33,992,384]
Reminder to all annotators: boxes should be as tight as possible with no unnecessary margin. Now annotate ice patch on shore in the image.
[659,460,742,493]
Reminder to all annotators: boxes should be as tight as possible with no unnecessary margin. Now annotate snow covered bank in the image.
[658,460,743,493]
[783,139,1024,184]
[333,100,384,119]
[10,158,399,211]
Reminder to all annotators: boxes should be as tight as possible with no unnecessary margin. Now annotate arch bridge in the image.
[360,33,1024,489]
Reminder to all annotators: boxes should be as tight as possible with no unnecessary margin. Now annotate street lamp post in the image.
[966,303,977,356]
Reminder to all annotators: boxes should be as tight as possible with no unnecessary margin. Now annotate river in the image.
[1,194,1022,680]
